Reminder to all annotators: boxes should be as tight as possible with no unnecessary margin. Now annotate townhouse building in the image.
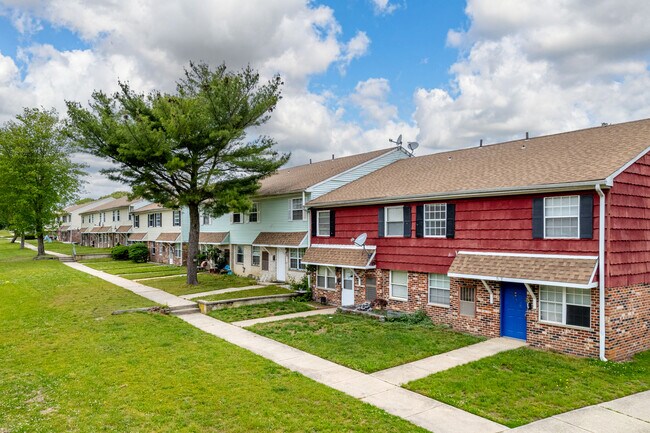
[183,147,411,282]
[129,202,184,266]
[304,119,650,361]
[56,198,112,243]
[79,196,142,248]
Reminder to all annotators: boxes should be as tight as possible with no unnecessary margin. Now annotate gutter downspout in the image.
[596,184,607,361]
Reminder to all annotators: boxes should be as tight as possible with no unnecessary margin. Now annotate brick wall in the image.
[606,283,650,361]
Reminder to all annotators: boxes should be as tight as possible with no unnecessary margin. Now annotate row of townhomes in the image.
[58,119,650,361]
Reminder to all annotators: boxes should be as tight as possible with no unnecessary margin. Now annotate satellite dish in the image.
[407,142,419,152]
[389,134,403,146]
[353,233,367,247]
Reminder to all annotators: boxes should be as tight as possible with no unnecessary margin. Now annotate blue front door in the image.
[501,282,527,340]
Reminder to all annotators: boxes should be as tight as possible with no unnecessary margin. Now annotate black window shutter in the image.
[378,207,385,238]
[329,210,336,237]
[532,198,544,239]
[579,195,594,239]
[311,210,317,237]
[415,205,424,238]
[446,203,456,238]
[403,206,412,238]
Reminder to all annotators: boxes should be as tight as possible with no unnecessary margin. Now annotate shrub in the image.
[371,298,388,310]
[128,243,149,263]
[290,275,311,301]
[111,245,130,260]
[385,309,432,325]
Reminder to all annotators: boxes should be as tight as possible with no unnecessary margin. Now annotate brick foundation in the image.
[309,266,650,360]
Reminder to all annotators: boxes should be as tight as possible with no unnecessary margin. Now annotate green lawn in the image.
[27,240,112,255]
[249,313,484,373]
[0,229,12,237]
[209,301,316,323]
[404,347,650,428]
[82,261,186,279]
[143,273,257,296]
[196,286,294,302]
[0,240,426,433]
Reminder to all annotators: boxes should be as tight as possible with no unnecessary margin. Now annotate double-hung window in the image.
[202,213,211,225]
[289,248,305,270]
[460,287,475,317]
[133,215,140,228]
[544,196,579,238]
[390,270,408,300]
[148,213,162,227]
[248,203,259,223]
[540,285,591,328]
[172,210,181,226]
[175,243,182,259]
[428,273,450,306]
[385,206,404,236]
[424,203,446,237]
[235,246,244,264]
[289,198,305,221]
[317,266,336,289]
[232,212,242,224]
[317,211,330,237]
[251,246,261,266]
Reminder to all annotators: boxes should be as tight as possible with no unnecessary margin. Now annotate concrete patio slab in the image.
[371,337,527,385]
[232,307,338,327]
[600,390,650,422]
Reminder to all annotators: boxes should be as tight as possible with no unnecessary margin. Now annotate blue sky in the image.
[1,0,650,197]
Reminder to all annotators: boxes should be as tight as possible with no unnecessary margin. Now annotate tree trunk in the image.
[186,203,200,285]
[20,232,25,249]
[37,233,45,256]
[11,232,17,243]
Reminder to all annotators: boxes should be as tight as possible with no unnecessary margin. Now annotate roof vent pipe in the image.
[479,139,483,147]
[525,132,529,140]
[309,159,312,164]
[332,154,334,160]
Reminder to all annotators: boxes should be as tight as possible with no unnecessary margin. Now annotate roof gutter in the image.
[307,180,608,208]
[596,184,607,362]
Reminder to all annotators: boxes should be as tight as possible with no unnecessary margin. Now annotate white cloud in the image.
[371,0,399,15]
[415,0,650,152]
[338,31,370,74]
[349,78,398,124]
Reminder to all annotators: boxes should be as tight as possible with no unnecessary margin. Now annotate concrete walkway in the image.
[24,242,69,258]
[180,285,264,300]
[372,337,527,385]
[133,274,187,282]
[511,390,650,432]
[232,307,338,327]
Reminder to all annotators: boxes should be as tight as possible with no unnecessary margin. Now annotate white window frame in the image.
[133,215,140,228]
[232,212,243,224]
[316,266,336,290]
[343,268,354,291]
[428,273,450,307]
[539,285,591,329]
[459,286,475,317]
[235,245,244,264]
[289,248,305,270]
[424,203,447,237]
[251,246,261,267]
[155,213,162,227]
[389,270,408,301]
[289,198,305,221]
[247,202,259,223]
[385,206,404,237]
[543,195,580,239]
[202,213,211,226]
[175,243,182,259]
[317,210,330,237]
[173,210,181,226]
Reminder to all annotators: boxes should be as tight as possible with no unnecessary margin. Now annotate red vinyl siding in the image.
[312,193,599,274]
[607,151,650,288]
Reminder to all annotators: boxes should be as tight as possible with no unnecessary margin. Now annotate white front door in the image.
[342,268,355,306]
[276,247,286,282]
[168,245,174,264]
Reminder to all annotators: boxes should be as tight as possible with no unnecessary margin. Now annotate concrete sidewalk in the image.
[232,307,338,327]
[372,337,527,385]
[24,242,69,258]
[511,390,650,432]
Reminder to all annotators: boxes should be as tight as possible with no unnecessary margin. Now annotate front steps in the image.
[169,304,200,315]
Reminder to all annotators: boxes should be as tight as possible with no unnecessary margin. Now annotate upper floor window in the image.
[133,215,140,228]
[148,213,162,227]
[82,216,85,224]
[390,270,408,300]
[428,273,450,306]
[202,213,211,225]
[289,198,305,221]
[317,210,330,237]
[235,245,244,264]
[540,285,590,328]
[385,206,404,236]
[289,248,305,270]
[248,203,259,223]
[173,210,181,226]
[112,210,120,222]
[544,196,579,238]
[424,203,446,237]
[232,212,243,224]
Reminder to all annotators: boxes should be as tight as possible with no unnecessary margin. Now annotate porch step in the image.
[57,256,75,262]
[168,304,200,315]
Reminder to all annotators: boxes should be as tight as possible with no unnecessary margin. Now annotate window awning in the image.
[59,225,70,231]
[156,232,180,243]
[116,225,132,233]
[90,226,113,233]
[252,231,308,248]
[199,232,230,245]
[302,245,376,269]
[128,232,147,241]
[448,251,598,289]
